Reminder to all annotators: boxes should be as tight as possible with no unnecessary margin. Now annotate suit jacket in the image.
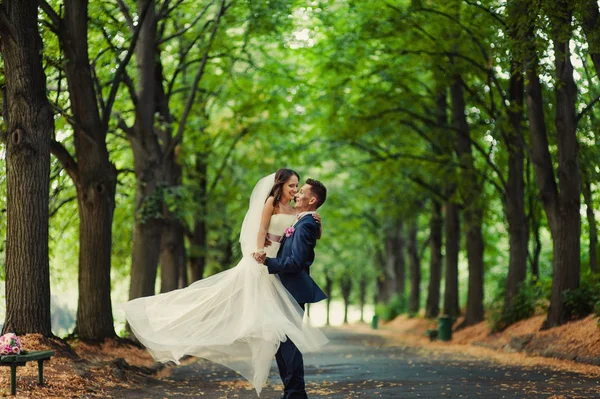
[265,215,327,304]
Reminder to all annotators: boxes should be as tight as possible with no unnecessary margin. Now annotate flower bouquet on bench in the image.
[0,333,21,355]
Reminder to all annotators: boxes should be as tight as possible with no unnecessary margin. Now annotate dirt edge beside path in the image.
[343,314,600,377]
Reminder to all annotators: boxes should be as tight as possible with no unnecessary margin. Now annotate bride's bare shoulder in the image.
[263,196,276,212]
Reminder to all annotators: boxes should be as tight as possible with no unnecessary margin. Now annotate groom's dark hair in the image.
[306,179,327,209]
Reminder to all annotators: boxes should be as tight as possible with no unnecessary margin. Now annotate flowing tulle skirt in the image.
[119,250,328,396]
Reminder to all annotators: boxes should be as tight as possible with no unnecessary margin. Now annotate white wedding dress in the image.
[119,174,328,396]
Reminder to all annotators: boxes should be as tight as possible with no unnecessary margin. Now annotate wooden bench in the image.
[0,350,55,395]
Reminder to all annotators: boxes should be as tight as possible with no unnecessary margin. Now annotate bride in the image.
[119,168,328,396]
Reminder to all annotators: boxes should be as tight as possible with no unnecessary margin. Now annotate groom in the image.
[254,178,327,399]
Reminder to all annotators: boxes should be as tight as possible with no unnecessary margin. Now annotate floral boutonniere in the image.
[285,226,295,238]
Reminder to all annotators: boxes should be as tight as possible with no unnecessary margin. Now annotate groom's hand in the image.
[264,238,272,247]
[252,252,267,264]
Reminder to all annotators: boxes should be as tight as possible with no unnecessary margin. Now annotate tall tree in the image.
[0,0,53,335]
[39,0,141,340]
[521,0,581,328]
[125,0,226,298]
[126,0,164,301]
[451,74,485,327]
[502,0,529,320]
[426,86,448,319]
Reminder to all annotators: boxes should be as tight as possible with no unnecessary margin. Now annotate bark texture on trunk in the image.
[341,276,352,324]
[443,201,460,318]
[377,244,395,304]
[1,0,53,335]
[160,216,187,293]
[527,160,542,279]
[189,156,208,282]
[384,228,397,298]
[451,76,484,327]
[407,218,420,316]
[325,274,333,326]
[159,142,186,293]
[359,276,367,322]
[426,200,443,318]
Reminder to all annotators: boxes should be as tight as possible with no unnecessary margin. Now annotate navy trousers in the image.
[275,303,308,399]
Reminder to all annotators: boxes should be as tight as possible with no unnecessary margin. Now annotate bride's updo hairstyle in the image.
[268,168,299,206]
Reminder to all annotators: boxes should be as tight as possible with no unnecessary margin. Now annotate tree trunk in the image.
[407,217,420,316]
[189,156,208,282]
[394,221,406,303]
[1,0,53,335]
[325,274,333,326]
[341,276,352,324]
[426,85,447,319]
[359,276,367,323]
[128,0,164,301]
[522,0,580,328]
[503,15,529,316]
[384,227,398,300]
[443,201,460,318]
[527,158,542,279]
[377,243,394,304]
[583,178,598,273]
[375,273,385,304]
[426,200,443,318]
[220,229,234,270]
[158,137,186,293]
[159,216,186,293]
[451,76,485,327]
[154,41,188,292]
[54,0,118,340]
[544,2,581,327]
[178,252,189,288]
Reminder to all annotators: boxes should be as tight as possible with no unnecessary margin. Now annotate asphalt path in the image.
[112,326,600,399]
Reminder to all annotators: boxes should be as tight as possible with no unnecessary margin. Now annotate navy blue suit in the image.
[265,214,326,398]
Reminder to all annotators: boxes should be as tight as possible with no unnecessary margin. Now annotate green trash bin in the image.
[371,314,379,330]
[438,316,453,341]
